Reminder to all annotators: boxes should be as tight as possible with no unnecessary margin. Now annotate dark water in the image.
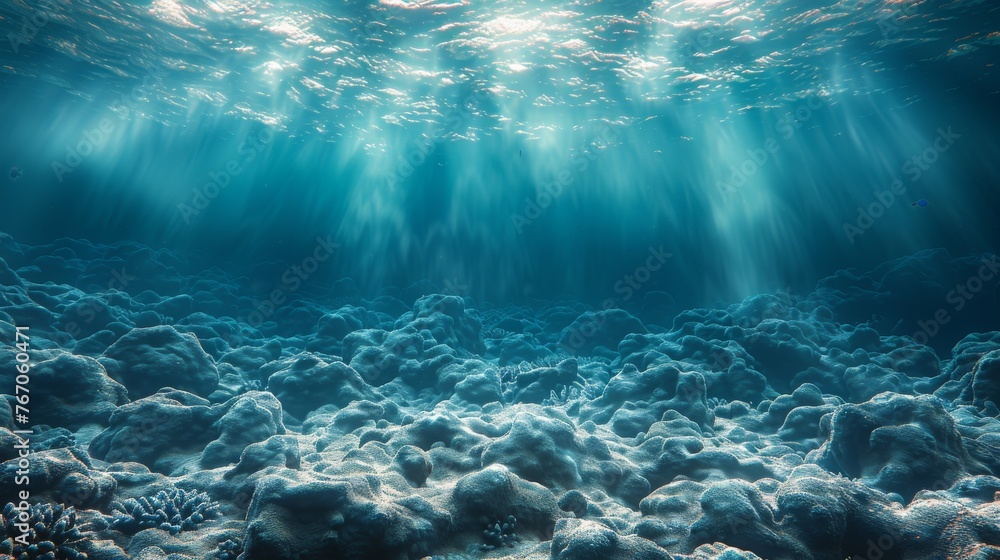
[1,1,1000,560]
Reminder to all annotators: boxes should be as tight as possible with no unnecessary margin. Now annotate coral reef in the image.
[105,489,220,536]
[0,502,90,560]
[1,239,999,560]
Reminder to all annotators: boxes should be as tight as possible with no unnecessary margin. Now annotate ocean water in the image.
[1,1,999,559]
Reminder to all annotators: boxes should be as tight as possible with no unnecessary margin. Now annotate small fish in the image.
[9,167,22,180]
[911,199,928,207]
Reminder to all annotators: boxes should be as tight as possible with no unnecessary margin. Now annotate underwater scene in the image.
[1,0,1000,558]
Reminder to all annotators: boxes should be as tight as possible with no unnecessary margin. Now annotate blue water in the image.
[1,0,998,305]
[3,4,1000,559]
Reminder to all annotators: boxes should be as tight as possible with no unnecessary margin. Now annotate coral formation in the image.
[0,502,90,560]
[1,239,999,560]
[105,489,220,536]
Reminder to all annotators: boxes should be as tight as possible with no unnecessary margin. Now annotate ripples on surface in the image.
[5,0,995,137]
[1,0,998,303]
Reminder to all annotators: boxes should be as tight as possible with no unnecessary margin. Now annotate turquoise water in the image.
[2,3,1000,559]
[1,0,999,303]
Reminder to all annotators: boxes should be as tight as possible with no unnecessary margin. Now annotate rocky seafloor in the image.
[1,234,999,560]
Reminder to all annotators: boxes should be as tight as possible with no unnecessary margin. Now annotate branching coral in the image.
[480,515,519,550]
[106,488,220,536]
[0,502,90,560]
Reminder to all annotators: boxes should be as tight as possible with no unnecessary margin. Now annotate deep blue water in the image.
[2,0,998,306]
[4,3,1000,560]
